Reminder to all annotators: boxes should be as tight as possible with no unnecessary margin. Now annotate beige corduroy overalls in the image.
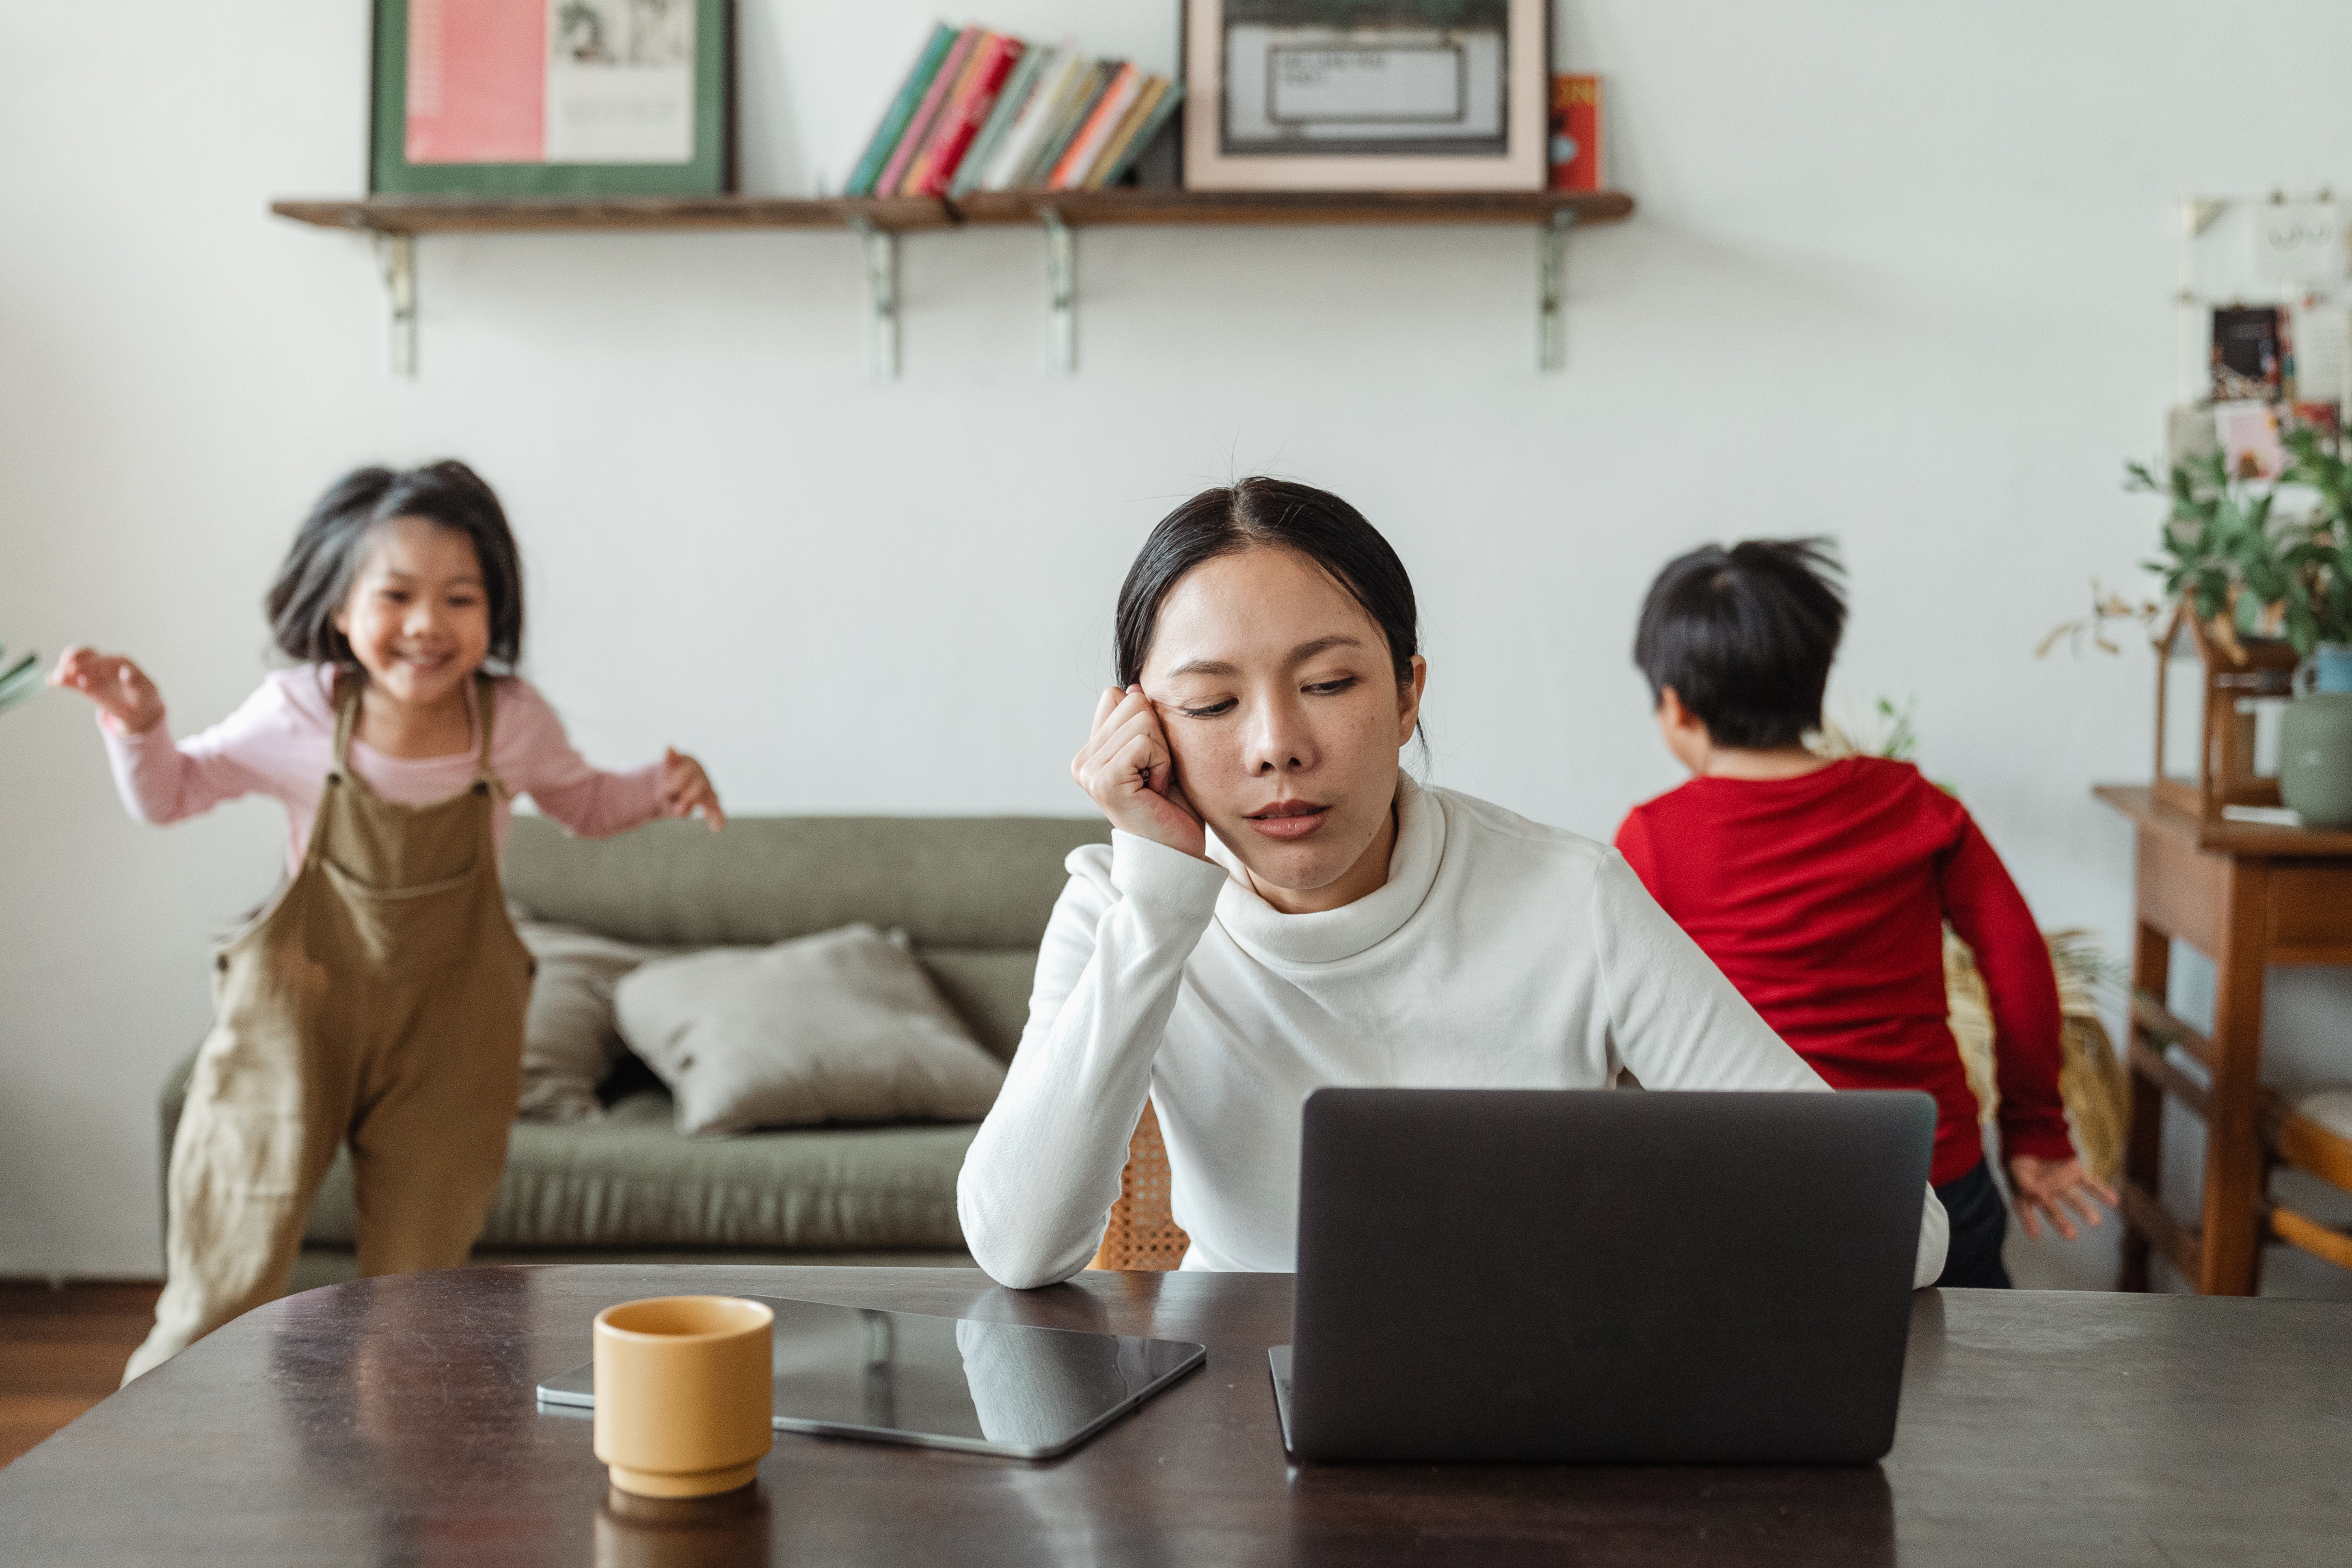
[126,675,534,1382]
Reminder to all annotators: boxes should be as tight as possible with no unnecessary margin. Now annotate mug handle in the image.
[2294,656,2317,698]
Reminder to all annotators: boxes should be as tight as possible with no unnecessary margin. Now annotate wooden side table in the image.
[2096,785,2352,1294]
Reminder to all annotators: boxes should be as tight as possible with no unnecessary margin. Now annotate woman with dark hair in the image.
[52,460,724,1382]
[957,479,1949,1290]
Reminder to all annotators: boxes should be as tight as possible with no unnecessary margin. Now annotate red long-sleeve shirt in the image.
[1613,758,2073,1187]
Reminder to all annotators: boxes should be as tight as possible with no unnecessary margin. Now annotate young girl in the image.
[52,460,723,1381]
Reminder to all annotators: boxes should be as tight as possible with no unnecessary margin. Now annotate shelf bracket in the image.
[849,217,901,380]
[374,232,417,378]
[1042,207,1076,374]
[1538,209,1577,373]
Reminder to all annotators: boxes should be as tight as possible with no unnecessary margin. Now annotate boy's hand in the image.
[49,647,164,735]
[660,748,725,832]
[2005,1154,2117,1243]
[1073,685,1206,860]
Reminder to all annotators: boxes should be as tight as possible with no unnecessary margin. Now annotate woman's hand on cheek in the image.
[1073,685,1206,860]
[659,747,726,832]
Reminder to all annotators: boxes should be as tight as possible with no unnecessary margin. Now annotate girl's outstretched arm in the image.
[52,648,274,826]
[495,680,669,839]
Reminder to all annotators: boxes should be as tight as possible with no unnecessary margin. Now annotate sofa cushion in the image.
[305,1089,976,1251]
[516,919,652,1122]
[616,925,1006,1136]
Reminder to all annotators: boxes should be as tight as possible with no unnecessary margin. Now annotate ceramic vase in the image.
[2280,645,2352,827]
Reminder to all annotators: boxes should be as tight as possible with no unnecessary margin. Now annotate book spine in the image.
[1082,75,1166,190]
[1048,63,1141,190]
[913,35,1024,199]
[1092,80,1182,190]
[898,31,995,197]
[983,52,1082,191]
[845,22,955,199]
[950,43,1046,198]
[1547,74,1602,192]
[1019,61,1108,191]
[876,25,978,200]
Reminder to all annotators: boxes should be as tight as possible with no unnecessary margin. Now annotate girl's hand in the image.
[660,748,725,832]
[1071,685,1206,860]
[49,647,164,735]
[2005,1154,2117,1243]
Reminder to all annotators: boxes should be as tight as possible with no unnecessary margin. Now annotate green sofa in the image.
[158,814,1109,1289]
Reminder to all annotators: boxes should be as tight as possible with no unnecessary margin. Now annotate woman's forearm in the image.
[957,834,1225,1289]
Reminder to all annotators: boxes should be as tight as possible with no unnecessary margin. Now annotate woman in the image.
[957,479,1947,1290]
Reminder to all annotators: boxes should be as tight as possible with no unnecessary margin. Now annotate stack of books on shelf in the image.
[846,24,1183,199]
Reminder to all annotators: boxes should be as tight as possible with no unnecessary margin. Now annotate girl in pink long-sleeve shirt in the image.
[54,459,723,1381]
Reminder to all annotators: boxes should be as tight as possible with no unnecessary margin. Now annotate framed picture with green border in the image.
[371,0,735,197]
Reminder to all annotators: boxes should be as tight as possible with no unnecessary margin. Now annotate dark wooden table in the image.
[4,1266,2347,1566]
[2095,784,2352,1294]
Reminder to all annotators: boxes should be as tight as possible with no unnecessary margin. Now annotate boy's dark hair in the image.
[1633,537,1845,749]
[266,460,525,676]
[1117,477,1420,689]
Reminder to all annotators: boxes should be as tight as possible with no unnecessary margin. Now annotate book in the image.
[1047,64,1141,190]
[984,53,1096,190]
[846,23,955,198]
[950,43,1052,198]
[1090,80,1182,190]
[875,25,980,200]
[1548,74,1601,192]
[905,33,1025,198]
[898,31,999,197]
[1082,75,1168,190]
[1016,60,1114,192]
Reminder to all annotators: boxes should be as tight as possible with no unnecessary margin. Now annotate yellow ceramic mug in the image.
[592,1296,774,1498]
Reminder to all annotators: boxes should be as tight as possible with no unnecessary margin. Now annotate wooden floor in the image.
[0,1281,158,1468]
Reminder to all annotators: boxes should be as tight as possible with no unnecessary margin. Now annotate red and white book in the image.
[903,33,1026,198]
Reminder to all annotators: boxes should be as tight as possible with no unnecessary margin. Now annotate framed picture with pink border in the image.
[1181,0,1549,192]
[371,0,734,197]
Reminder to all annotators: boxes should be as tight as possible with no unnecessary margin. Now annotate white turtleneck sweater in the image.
[957,779,1949,1291]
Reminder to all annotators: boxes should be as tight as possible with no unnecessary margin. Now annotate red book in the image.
[1548,74,1601,191]
[877,25,980,199]
[905,33,1026,198]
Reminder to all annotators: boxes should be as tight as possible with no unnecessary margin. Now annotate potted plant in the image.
[2046,438,2352,823]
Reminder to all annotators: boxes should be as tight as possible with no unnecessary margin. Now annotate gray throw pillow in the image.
[614,923,1006,1137]
[516,919,652,1122]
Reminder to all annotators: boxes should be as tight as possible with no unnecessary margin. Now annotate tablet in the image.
[534,1295,1206,1460]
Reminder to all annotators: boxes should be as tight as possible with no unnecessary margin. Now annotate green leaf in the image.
[0,649,40,714]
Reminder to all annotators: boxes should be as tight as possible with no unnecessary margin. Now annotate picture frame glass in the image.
[1220,0,1511,158]
[372,0,732,197]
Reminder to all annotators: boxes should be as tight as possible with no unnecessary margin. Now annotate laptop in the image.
[1269,1087,1935,1464]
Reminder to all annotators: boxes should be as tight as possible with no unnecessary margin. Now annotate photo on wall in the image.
[371,0,734,197]
[1181,0,1549,191]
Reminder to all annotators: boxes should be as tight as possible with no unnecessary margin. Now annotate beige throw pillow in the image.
[613,923,1006,1137]
[516,919,652,1122]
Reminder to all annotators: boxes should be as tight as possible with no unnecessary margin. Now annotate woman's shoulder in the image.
[1424,785,1616,882]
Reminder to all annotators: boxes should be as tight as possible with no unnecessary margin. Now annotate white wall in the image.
[3,0,2349,1279]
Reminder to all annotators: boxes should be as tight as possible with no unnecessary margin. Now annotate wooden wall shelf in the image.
[269,188,1636,377]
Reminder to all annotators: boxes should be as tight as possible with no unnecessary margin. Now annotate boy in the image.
[1613,538,2113,1287]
